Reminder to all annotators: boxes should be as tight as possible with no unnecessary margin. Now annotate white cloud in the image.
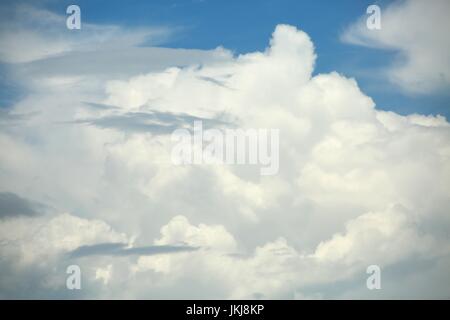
[155,215,237,252]
[341,0,450,94]
[313,204,436,264]
[0,5,450,298]
[95,264,113,285]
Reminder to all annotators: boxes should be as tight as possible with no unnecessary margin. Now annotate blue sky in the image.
[27,0,447,119]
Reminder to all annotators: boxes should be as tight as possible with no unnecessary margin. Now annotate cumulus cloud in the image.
[0,213,128,264]
[341,0,450,94]
[0,4,449,299]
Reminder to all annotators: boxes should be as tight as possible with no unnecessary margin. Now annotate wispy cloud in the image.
[69,242,199,258]
[70,107,231,134]
[0,3,172,64]
[341,0,450,94]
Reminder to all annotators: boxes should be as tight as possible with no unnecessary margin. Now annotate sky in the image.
[0,0,449,299]
[2,0,449,118]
